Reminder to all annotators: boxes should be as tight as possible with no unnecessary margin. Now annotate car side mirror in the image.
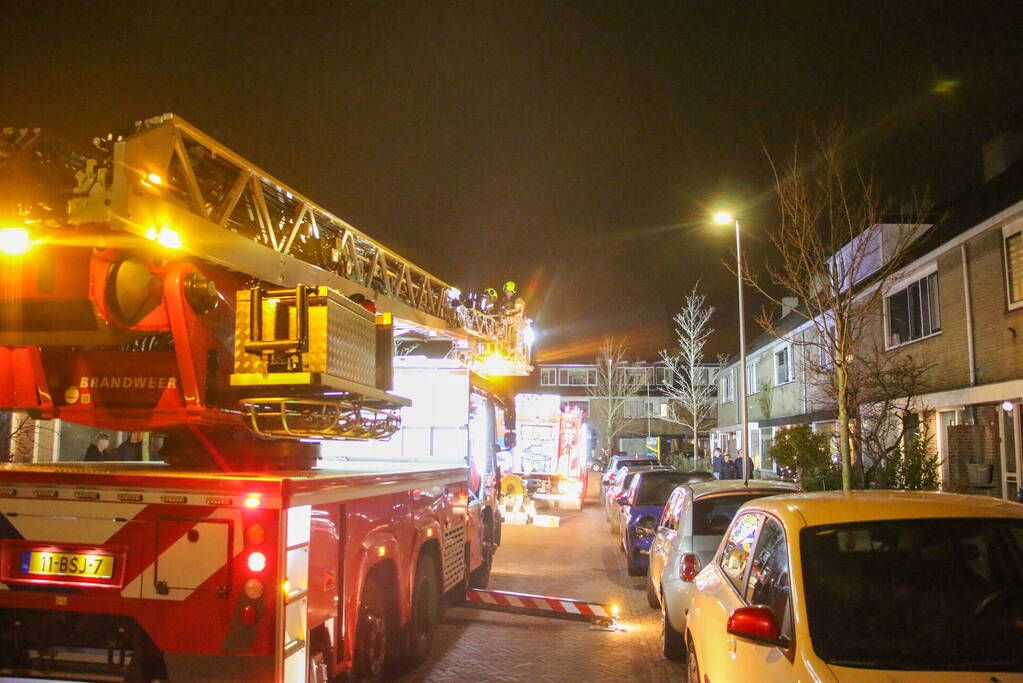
[726,606,789,648]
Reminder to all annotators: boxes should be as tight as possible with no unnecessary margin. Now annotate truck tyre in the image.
[403,553,441,670]
[353,575,392,681]
[646,569,659,609]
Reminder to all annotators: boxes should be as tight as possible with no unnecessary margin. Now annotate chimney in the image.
[781,296,799,317]
[982,132,1023,181]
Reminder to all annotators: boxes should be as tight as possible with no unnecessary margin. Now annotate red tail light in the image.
[680,552,700,581]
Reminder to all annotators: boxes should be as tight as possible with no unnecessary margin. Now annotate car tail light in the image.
[680,553,700,581]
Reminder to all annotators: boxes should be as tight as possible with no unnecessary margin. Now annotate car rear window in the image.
[692,493,773,536]
[634,473,708,506]
[800,517,1023,671]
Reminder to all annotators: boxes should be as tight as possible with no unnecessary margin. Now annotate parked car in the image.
[684,491,1023,682]
[604,464,673,532]
[600,456,658,495]
[647,480,799,660]
[617,469,715,576]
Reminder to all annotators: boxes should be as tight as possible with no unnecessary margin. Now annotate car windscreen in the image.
[634,475,697,506]
[800,518,1023,672]
[691,493,774,536]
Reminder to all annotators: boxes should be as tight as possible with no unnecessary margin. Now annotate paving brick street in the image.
[398,474,686,682]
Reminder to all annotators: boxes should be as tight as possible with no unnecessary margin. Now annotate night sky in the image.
[4,2,1022,361]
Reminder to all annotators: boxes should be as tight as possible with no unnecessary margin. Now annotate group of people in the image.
[84,432,145,462]
[711,447,755,480]
[459,281,525,317]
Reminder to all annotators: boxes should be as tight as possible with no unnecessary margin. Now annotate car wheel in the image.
[645,568,659,609]
[684,634,699,682]
[661,592,685,660]
[626,549,644,577]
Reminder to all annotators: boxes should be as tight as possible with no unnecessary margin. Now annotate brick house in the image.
[874,144,1023,499]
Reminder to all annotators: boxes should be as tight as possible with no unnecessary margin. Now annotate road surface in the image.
[398,474,686,682]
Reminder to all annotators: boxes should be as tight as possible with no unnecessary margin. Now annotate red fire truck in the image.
[512,394,588,510]
[0,115,529,681]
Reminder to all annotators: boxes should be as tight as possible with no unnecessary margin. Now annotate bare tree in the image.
[747,124,930,490]
[588,338,645,453]
[660,285,723,463]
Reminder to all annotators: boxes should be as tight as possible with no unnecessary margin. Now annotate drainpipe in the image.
[961,244,976,386]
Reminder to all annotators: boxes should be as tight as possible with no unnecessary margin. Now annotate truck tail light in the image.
[240,604,258,626]
[680,553,700,582]
[247,551,267,573]
[243,578,264,600]
[245,523,266,546]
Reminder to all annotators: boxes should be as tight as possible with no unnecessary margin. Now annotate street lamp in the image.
[714,211,750,485]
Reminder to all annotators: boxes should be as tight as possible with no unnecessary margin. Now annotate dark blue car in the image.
[617,469,714,576]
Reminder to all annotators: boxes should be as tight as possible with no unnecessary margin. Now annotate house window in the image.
[559,368,596,386]
[624,398,648,418]
[1006,231,1023,304]
[659,368,672,385]
[719,370,734,403]
[540,368,557,386]
[775,347,793,385]
[746,360,759,395]
[886,272,940,347]
[760,427,775,470]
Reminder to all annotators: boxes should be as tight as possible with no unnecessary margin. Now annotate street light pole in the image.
[715,211,750,486]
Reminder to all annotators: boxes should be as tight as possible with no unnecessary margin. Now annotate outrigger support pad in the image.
[464,588,620,631]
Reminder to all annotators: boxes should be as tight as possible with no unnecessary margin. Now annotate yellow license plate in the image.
[23,551,115,579]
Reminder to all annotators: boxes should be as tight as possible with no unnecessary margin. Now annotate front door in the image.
[1001,404,1022,500]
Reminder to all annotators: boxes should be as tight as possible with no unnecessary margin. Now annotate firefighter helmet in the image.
[503,280,517,294]
[484,287,497,298]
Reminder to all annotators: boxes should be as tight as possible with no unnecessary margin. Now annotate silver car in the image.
[646,479,798,661]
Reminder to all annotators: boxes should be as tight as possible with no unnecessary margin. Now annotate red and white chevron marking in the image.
[466,588,615,619]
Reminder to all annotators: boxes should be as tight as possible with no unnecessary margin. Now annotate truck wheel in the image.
[646,569,659,609]
[469,554,492,589]
[403,554,440,669]
[353,575,391,681]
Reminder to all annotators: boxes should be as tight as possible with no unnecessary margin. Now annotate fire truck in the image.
[512,394,588,510]
[0,115,530,682]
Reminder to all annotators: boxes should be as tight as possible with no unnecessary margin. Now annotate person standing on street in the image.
[735,448,755,480]
[721,452,737,479]
[711,447,724,479]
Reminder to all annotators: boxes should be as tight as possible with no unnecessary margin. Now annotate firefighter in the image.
[500,281,525,316]
[84,433,110,461]
[481,287,498,314]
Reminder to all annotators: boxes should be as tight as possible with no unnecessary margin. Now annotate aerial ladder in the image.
[0,114,531,469]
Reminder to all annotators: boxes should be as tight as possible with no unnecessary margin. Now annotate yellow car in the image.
[685,491,1023,682]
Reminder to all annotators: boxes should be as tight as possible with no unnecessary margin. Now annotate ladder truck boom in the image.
[0,115,529,681]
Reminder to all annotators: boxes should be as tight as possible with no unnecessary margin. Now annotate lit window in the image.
[886,272,940,347]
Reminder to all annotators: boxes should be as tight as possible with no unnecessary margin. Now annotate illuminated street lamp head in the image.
[713,211,735,225]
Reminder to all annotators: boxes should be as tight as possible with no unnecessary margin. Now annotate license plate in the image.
[21,551,115,579]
